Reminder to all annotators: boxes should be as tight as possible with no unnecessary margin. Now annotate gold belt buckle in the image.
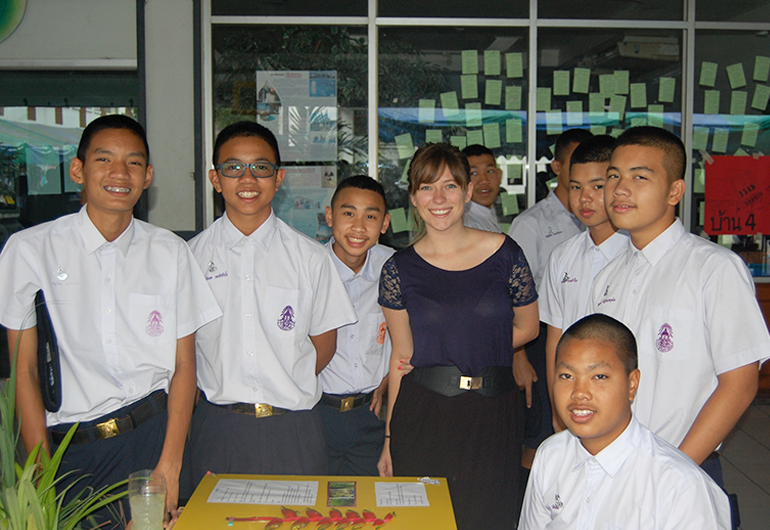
[254,403,273,418]
[96,418,120,439]
[340,396,355,412]
[459,376,483,390]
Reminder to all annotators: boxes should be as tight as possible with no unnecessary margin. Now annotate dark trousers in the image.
[701,454,740,530]
[523,322,554,449]
[317,397,385,476]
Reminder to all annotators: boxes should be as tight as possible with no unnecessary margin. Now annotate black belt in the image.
[50,390,167,445]
[409,366,515,398]
[212,401,290,418]
[321,391,374,412]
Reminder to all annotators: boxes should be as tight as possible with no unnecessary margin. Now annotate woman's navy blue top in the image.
[378,236,537,376]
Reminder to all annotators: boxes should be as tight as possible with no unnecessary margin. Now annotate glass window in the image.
[538,0,682,20]
[379,0,526,18]
[693,31,770,276]
[378,26,528,247]
[212,25,368,241]
[213,0,367,17]
[697,0,770,22]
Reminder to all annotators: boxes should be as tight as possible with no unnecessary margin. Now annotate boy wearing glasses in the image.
[184,122,356,490]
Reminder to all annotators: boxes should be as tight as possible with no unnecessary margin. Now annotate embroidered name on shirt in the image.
[278,306,296,331]
[206,271,228,281]
[146,310,164,337]
[551,493,564,511]
[597,284,616,306]
[656,323,674,352]
[561,272,578,283]
[545,227,563,238]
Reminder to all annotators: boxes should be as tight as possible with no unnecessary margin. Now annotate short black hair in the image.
[77,114,150,162]
[555,128,594,162]
[462,144,494,158]
[213,121,281,167]
[557,314,638,374]
[570,135,616,166]
[330,175,387,209]
[614,126,686,183]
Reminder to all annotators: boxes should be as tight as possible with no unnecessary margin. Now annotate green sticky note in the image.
[505,85,522,110]
[549,144,556,156]
[589,93,605,114]
[483,123,501,149]
[752,84,770,111]
[727,63,747,89]
[658,78,676,103]
[693,126,709,151]
[610,128,624,138]
[741,122,759,147]
[467,128,484,146]
[599,74,616,96]
[441,91,460,117]
[418,99,435,123]
[754,56,770,82]
[401,163,409,183]
[506,164,522,183]
[484,50,501,76]
[704,90,720,115]
[735,148,749,156]
[501,193,519,216]
[425,129,442,143]
[485,79,503,106]
[614,70,629,95]
[700,62,718,87]
[506,118,523,143]
[500,222,511,233]
[537,87,552,111]
[610,95,627,122]
[630,116,647,128]
[699,201,705,226]
[553,70,570,96]
[462,49,478,75]
[573,68,591,94]
[630,83,647,109]
[450,136,467,149]
[566,101,583,126]
[590,125,607,135]
[389,208,409,233]
[546,110,563,136]
[730,91,747,115]
[693,168,705,194]
[461,75,478,100]
[506,52,523,78]
[465,103,482,127]
[712,128,729,153]
[395,133,414,159]
[648,104,664,128]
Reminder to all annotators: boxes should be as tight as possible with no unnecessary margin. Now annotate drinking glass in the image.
[128,469,166,530]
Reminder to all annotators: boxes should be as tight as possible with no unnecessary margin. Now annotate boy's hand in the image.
[513,348,538,408]
[370,376,388,419]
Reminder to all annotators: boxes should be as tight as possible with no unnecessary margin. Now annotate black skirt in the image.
[390,373,525,530]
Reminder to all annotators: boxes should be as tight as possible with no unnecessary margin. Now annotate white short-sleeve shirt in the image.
[463,200,503,233]
[519,416,731,530]
[319,239,394,395]
[540,229,629,331]
[189,211,357,410]
[0,206,222,425]
[591,219,770,446]
[507,190,584,291]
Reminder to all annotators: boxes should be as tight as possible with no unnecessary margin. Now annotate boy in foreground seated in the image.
[519,314,730,529]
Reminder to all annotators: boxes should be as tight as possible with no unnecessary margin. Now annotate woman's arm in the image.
[512,300,539,349]
[377,307,414,477]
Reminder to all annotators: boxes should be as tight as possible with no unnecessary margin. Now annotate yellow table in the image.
[176,474,457,530]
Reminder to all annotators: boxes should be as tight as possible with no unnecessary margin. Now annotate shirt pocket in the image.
[262,286,302,339]
[364,313,389,360]
[643,305,695,362]
[129,293,176,346]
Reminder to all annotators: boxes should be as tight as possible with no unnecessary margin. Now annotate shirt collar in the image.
[636,218,686,267]
[467,200,496,219]
[76,205,134,256]
[221,209,278,252]
[595,230,630,262]
[326,236,378,282]
[571,415,642,477]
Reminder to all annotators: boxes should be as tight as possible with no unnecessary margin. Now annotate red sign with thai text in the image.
[704,155,770,235]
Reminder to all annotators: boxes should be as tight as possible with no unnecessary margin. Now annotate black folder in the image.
[35,290,62,412]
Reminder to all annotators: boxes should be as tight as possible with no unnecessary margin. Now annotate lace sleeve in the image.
[509,246,538,307]
[378,256,404,310]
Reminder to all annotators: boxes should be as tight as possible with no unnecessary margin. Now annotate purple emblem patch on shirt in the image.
[656,323,674,353]
[277,305,296,331]
[146,310,164,337]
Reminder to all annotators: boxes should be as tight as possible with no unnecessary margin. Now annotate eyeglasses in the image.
[215,161,278,178]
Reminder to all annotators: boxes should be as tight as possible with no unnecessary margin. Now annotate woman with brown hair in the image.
[377,143,539,530]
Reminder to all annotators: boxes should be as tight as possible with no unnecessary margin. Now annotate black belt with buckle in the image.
[321,391,374,412]
[215,401,290,418]
[409,366,515,398]
[50,390,168,445]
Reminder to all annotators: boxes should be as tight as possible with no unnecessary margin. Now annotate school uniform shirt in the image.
[519,416,731,530]
[0,205,222,425]
[463,200,503,233]
[319,239,395,395]
[540,229,628,331]
[591,219,770,447]
[189,210,358,410]
[507,190,584,291]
